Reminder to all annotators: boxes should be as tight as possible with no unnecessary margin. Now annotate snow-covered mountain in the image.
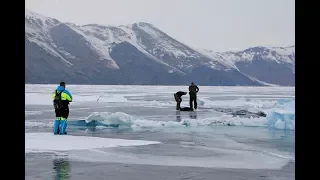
[25,9,294,86]
[201,46,295,86]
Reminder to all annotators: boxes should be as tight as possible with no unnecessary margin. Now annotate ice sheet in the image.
[25,133,161,152]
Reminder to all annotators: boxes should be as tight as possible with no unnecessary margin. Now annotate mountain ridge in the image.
[25,9,294,86]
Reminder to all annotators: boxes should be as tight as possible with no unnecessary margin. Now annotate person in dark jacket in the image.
[189,82,199,110]
[174,91,187,110]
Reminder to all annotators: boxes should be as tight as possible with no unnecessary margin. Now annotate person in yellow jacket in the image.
[52,82,72,135]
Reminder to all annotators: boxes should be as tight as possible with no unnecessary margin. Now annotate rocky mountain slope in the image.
[25,9,294,86]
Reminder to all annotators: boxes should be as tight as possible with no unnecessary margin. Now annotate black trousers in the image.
[174,93,182,110]
[189,94,197,109]
[55,107,69,119]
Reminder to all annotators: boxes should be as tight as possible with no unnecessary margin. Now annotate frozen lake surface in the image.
[25,85,295,180]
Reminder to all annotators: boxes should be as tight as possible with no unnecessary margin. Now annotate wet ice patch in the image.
[67,146,290,170]
[25,121,53,128]
[25,111,43,115]
[25,93,52,105]
[25,93,128,106]
[198,97,278,109]
[73,94,128,103]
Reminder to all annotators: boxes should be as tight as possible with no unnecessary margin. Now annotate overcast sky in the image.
[25,0,295,52]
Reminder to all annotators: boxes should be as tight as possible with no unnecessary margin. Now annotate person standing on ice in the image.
[189,82,199,110]
[52,82,72,135]
[174,91,187,110]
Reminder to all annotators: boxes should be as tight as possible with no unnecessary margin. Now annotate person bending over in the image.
[174,91,187,110]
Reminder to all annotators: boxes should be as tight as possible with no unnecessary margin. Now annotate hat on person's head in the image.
[60,81,66,87]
